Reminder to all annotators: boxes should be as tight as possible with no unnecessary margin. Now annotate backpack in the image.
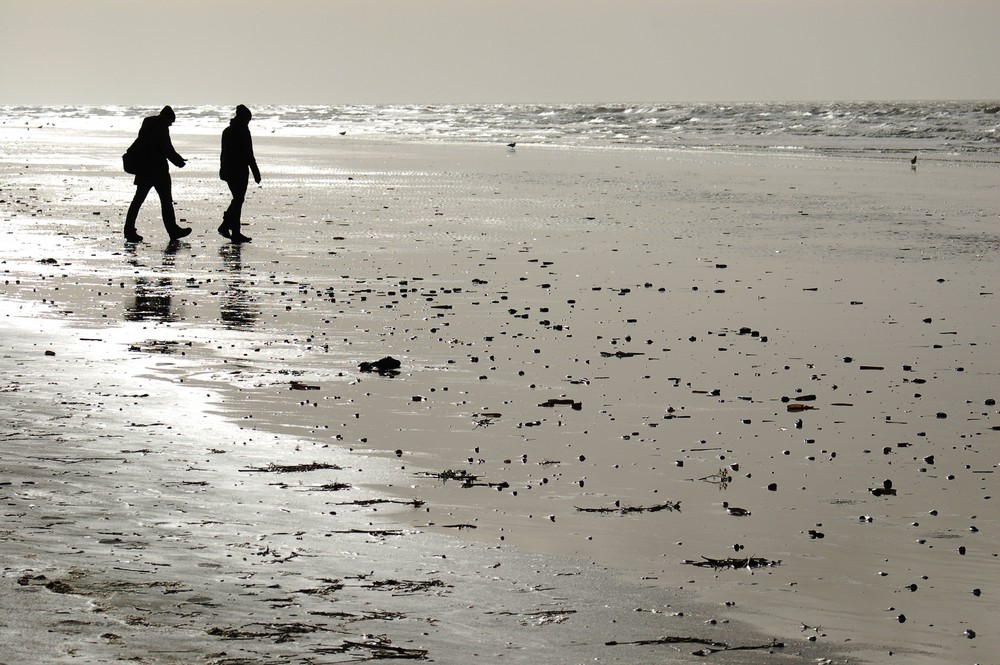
[122,141,140,174]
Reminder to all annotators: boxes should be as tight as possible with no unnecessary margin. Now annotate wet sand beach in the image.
[2,124,998,664]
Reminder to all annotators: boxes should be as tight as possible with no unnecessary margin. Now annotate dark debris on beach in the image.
[683,555,783,571]
[238,462,343,473]
[575,500,681,515]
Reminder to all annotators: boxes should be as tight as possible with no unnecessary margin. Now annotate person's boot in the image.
[218,211,232,238]
[169,226,192,241]
[124,225,143,243]
[230,217,250,243]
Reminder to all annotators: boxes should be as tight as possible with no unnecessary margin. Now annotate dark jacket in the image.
[130,115,185,178]
[220,120,260,182]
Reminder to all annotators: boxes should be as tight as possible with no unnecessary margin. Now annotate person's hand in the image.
[178,158,187,168]
[254,174,261,184]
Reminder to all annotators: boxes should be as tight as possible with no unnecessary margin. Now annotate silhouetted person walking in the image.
[123,106,191,243]
[218,105,261,243]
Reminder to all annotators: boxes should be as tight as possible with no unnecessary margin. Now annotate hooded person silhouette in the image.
[122,106,191,243]
[218,104,261,243]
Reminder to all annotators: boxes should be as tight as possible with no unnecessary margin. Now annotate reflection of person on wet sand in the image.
[123,242,181,323]
[218,105,261,243]
[122,106,191,243]
[219,242,259,330]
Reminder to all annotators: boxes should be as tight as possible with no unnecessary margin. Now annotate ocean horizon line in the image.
[3,96,999,107]
[4,101,998,161]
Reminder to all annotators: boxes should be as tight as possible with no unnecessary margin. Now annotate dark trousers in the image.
[125,175,179,234]
[223,174,249,234]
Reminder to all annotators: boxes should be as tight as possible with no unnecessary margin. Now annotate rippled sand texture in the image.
[2,125,998,664]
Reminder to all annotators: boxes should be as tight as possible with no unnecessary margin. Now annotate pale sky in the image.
[1,0,997,105]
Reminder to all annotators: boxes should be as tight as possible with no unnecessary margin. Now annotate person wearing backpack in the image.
[122,106,191,243]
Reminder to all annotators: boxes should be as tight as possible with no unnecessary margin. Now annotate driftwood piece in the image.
[335,498,425,508]
[28,456,126,464]
[239,462,342,473]
[308,609,407,623]
[293,579,344,595]
[415,469,509,488]
[693,638,785,656]
[314,635,429,660]
[415,469,478,482]
[575,500,680,515]
[368,578,449,593]
[297,482,351,492]
[348,576,452,595]
[606,636,784,657]
[462,480,510,489]
[208,620,335,642]
[327,528,406,537]
[488,608,576,625]
[606,636,726,648]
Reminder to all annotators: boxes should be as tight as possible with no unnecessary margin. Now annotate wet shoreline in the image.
[2,131,998,663]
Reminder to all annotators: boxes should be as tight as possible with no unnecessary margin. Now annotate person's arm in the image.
[161,125,186,168]
[248,132,261,183]
[219,129,228,180]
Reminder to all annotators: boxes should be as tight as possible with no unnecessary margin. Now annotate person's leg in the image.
[218,203,231,238]
[219,178,239,238]
[153,176,190,240]
[226,175,250,242]
[124,181,153,241]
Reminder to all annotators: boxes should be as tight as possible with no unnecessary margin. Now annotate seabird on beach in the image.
[507,142,516,149]
[910,155,917,169]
